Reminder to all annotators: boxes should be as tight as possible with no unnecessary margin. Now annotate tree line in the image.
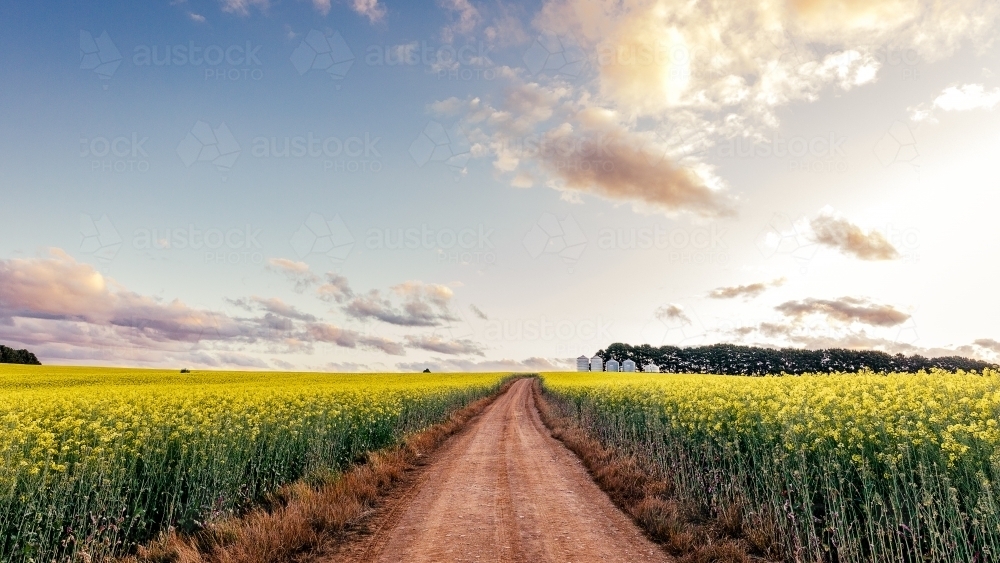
[0,345,41,365]
[595,343,996,375]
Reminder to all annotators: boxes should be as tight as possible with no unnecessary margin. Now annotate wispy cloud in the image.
[305,323,405,355]
[775,297,910,327]
[218,0,269,16]
[810,214,899,261]
[404,334,485,356]
[267,258,320,292]
[709,278,785,300]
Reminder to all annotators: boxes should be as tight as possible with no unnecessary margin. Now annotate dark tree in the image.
[0,345,41,365]
[594,343,995,375]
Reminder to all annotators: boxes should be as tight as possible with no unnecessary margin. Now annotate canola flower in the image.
[542,370,1000,563]
[0,365,512,562]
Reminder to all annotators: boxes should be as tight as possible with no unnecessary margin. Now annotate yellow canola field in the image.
[542,370,1000,563]
[0,365,512,562]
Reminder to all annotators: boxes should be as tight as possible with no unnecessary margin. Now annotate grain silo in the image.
[590,356,604,372]
[577,355,590,371]
[643,363,660,373]
[606,359,620,372]
[622,359,636,372]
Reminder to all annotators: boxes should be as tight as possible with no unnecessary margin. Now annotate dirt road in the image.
[341,378,669,563]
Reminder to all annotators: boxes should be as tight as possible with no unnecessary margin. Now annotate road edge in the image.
[531,379,778,563]
[124,377,521,563]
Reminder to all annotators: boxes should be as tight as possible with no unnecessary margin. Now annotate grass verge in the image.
[123,379,518,563]
[532,379,781,563]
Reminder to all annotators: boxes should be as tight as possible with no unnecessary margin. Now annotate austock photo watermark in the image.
[522,30,693,80]
[880,224,921,263]
[365,224,497,266]
[871,43,922,81]
[716,132,850,174]
[365,40,499,81]
[250,132,383,173]
[523,213,588,271]
[291,213,355,265]
[80,30,265,84]
[174,121,384,178]
[409,121,471,174]
[483,316,614,352]
[78,215,265,266]
[596,225,730,264]
[79,133,150,173]
[132,224,265,265]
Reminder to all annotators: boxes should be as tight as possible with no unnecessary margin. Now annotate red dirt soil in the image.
[334,378,670,563]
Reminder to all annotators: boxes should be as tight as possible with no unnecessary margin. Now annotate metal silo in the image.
[606,359,620,372]
[622,359,636,372]
[643,363,660,373]
[577,355,590,371]
[590,356,604,372]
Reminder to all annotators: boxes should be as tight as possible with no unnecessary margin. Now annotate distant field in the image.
[542,370,1000,563]
[0,365,512,562]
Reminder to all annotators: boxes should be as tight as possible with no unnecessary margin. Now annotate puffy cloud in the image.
[312,0,332,15]
[439,0,482,42]
[343,281,457,326]
[454,85,735,216]
[0,250,242,342]
[911,84,1000,121]
[351,0,386,22]
[654,303,690,324]
[974,339,1000,353]
[536,0,996,119]
[0,250,411,365]
[775,297,910,327]
[535,120,736,217]
[709,278,785,299]
[433,0,998,213]
[810,215,900,261]
[404,335,486,355]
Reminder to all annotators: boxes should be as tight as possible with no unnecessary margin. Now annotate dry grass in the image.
[123,380,516,563]
[532,380,781,563]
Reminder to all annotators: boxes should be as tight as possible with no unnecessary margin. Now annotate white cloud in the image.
[439,0,482,42]
[429,0,999,213]
[404,334,486,355]
[218,0,269,16]
[911,83,1000,121]
[351,0,386,22]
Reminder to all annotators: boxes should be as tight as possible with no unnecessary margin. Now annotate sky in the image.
[2,0,1000,372]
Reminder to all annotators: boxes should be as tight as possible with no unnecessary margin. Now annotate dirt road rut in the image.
[343,378,669,563]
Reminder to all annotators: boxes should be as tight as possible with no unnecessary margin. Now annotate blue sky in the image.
[2,0,1000,371]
